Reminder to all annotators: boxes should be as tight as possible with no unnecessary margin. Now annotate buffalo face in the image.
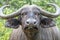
[4,4,57,32]
[20,6,40,31]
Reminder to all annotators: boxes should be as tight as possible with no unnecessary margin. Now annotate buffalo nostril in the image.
[34,22,36,24]
[26,21,29,24]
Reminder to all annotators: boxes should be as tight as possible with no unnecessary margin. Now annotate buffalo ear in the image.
[40,18,56,28]
[5,18,20,29]
[18,15,22,25]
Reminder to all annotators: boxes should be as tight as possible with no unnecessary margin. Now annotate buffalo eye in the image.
[21,12,27,16]
[34,12,40,15]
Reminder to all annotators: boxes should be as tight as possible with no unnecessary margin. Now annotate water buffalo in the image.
[0,3,60,40]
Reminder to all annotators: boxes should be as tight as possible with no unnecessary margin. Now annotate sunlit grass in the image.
[0,20,12,40]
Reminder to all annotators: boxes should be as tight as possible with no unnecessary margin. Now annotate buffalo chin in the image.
[24,26,38,37]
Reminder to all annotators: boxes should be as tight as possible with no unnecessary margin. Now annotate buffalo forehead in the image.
[21,6,40,14]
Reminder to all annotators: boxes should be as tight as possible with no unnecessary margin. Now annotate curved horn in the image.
[39,3,60,18]
[0,5,21,19]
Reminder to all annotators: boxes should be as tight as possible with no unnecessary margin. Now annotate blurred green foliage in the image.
[0,0,60,40]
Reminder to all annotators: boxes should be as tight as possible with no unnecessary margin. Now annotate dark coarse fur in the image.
[9,25,60,40]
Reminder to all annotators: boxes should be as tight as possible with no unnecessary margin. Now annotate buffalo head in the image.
[0,3,60,37]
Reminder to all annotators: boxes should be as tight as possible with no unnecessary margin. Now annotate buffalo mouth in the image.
[24,26,38,31]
